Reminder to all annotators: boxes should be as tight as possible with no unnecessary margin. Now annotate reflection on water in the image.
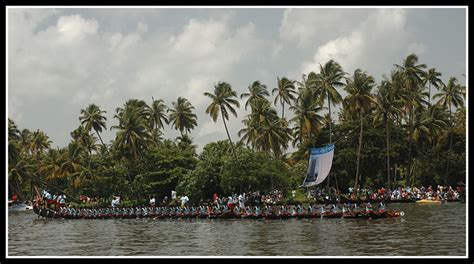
[8,203,466,256]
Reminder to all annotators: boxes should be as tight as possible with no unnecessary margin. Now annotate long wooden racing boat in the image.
[32,203,404,221]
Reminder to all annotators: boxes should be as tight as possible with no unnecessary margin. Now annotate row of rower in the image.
[39,203,403,219]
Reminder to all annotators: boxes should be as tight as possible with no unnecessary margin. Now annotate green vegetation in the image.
[8,54,466,205]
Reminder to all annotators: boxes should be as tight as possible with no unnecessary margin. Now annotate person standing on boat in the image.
[42,189,53,208]
[149,196,156,206]
[111,195,120,207]
[180,195,189,208]
[58,194,66,207]
[238,194,245,209]
[12,193,18,203]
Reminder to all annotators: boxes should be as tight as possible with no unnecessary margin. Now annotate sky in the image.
[7,7,467,153]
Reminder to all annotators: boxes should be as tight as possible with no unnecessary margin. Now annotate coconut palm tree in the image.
[147,97,169,132]
[410,105,448,186]
[168,97,198,137]
[258,117,293,158]
[111,105,153,163]
[60,142,87,196]
[238,115,260,150]
[272,77,296,118]
[240,81,270,111]
[373,78,404,189]
[204,82,240,151]
[315,60,345,144]
[38,148,63,182]
[412,105,448,146]
[394,54,427,186]
[79,104,108,151]
[422,68,443,105]
[289,87,325,148]
[344,69,376,191]
[8,119,20,142]
[19,129,33,155]
[176,134,197,152]
[30,129,51,155]
[433,77,465,184]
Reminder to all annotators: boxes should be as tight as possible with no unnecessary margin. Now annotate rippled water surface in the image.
[8,203,466,256]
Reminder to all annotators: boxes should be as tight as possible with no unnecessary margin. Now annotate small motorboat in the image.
[416,199,442,204]
[8,201,33,211]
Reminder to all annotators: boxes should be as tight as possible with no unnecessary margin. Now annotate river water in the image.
[7,203,466,257]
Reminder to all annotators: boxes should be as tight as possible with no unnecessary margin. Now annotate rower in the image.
[319,206,326,214]
[234,206,241,214]
[297,204,304,215]
[246,206,253,215]
[42,189,53,209]
[378,201,386,213]
[265,205,272,215]
[365,202,373,213]
[278,205,285,216]
[255,206,261,216]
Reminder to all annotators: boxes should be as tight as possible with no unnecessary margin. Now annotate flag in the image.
[302,144,335,187]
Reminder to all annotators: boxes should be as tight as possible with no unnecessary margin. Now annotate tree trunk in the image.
[386,118,391,190]
[444,104,453,185]
[328,94,332,144]
[354,113,363,191]
[221,110,235,157]
[394,164,397,184]
[95,129,109,153]
[281,99,285,119]
[428,82,431,105]
[407,105,413,187]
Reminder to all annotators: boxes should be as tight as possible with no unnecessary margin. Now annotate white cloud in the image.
[56,15,98,42]
[8,9,259,149]
[197,120,222,137]
[279,9,370,46]
[301,9,409,78]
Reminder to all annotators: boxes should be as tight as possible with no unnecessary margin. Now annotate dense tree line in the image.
[8,54,466,204]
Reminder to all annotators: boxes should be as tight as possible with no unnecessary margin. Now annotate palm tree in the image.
[79,104,108,151]
[258,117,293,158]
[168,97,198,137]
[238,115,260,150]
[315,60,345,144]
[71,126,99,156]
[176,134,197,152]
[290,88,325,148]
[8,119,20,142]
[240,81,269,111]
[38,149,63,182]
[19,129,33,155]
[204,82,240,151]
[373,78,404,189]
[410,105,448,186]
[111,105,153,163]
[394,54,427,186]
[147,97,169,132]
[115,99,149,126]
[60,142,87,196]
[30,129,51,155]
[344,69,376,191]
[422,68,443,105]
[412,105,448,146]
[272,77,296,118]
[433,77,465,184]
